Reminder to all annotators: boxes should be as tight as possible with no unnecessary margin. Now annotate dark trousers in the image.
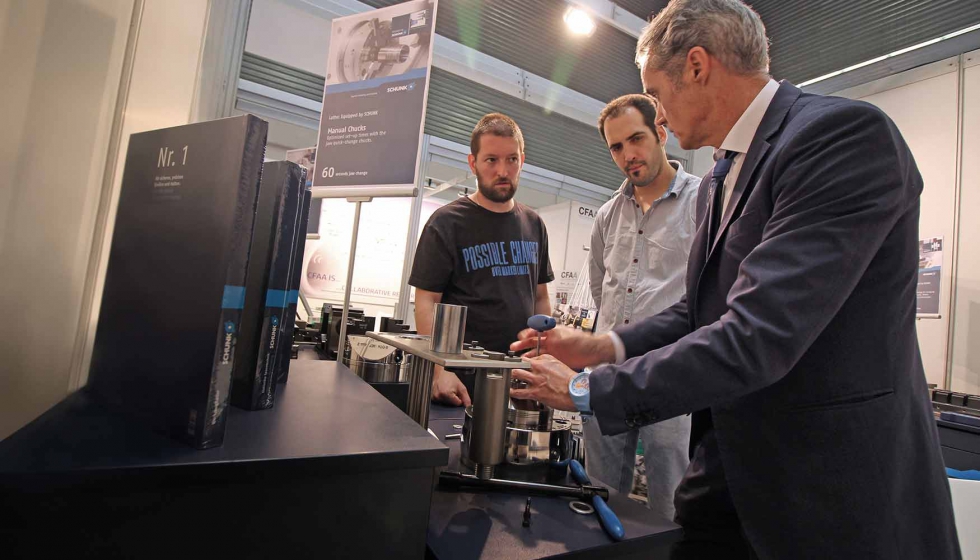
[670,429,758,560]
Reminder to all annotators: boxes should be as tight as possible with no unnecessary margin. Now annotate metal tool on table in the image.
[438,471,608,501]
[527,314,557,355]
[569,459,625,541]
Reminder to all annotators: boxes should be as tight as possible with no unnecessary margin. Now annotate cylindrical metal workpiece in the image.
[405,358,435,428]
[466,368,511,478]
[377,45,410,63]
[430,304,467,353]
[343,335,401,383]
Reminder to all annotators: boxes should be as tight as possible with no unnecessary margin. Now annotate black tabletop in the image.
[0,361,448,477]
[426,405,681,559]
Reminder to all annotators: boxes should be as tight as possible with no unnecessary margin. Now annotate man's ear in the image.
[467,153,478,175]
[687,46,710,83]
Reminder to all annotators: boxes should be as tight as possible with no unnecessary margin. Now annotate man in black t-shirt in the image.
[409,113,554,406]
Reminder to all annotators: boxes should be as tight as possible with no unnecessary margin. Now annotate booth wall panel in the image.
[950,57,980,395]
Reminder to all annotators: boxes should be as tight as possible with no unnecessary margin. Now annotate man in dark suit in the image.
[509,0,961,558]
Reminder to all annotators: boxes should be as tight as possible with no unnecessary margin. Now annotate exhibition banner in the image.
[312,0,437,197]
[917,236,943,317]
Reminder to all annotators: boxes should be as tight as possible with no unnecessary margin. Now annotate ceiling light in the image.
[564,7,596,37]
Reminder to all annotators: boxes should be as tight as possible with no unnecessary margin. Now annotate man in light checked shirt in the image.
[585,94,700,521]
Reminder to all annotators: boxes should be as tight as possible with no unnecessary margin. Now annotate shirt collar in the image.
[718,79,780,155]
[622,160,685,201]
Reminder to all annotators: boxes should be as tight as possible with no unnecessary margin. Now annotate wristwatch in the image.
[569,371,591,414]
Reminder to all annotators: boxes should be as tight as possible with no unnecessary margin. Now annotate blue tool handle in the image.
[528,314,556,332]
[570,459,591,485]
[570,460,625,541]
[592,494,625,541]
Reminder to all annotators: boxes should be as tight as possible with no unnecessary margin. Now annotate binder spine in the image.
[200,286,246,447]
[253,163,303,409]
[255,289,289,409]
[275,187,313,384]
[198,116,266,445]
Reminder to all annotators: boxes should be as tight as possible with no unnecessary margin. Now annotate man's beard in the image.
[625,157,661,187]
[477,177,517,203]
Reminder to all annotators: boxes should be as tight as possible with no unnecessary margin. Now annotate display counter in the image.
[938,416,980,470]
[0,361,447,559]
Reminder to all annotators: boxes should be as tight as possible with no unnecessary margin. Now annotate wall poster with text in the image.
[312,0,437,196]
[917,236,943,318]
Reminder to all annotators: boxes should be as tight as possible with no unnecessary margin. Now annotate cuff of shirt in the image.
[606,332,626,365]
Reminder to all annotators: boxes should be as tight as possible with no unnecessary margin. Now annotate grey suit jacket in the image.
[589,81,961,559]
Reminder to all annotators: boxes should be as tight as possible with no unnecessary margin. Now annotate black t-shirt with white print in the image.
[409,197,554,353]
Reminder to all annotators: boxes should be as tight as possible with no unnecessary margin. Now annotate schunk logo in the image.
[269,323,279,349]
[386,82,416,93]
[220,321,235,365]
[578,206,596,219]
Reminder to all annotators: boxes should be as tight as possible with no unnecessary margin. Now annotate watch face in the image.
[570,373,589,396]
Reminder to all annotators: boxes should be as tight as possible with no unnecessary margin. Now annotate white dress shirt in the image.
[607,79,781,365]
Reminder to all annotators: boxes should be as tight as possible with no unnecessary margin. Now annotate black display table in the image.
[0,361,448,559]
[425,404,683,559]
[938,416,980,470]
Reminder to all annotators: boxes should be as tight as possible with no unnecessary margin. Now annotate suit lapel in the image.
[693,81,803,321]
[707,141,769,258]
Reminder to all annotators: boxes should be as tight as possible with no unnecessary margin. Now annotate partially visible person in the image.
[586,94,698,521]
[409,113,553,405]
[508,0,961,558]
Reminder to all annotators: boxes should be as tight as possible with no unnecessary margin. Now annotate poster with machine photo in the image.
[313,0,437,195]
[917,236,943,318]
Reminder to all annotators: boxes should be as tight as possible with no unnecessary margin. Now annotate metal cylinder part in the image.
[405,358,435,428]
[343,335,406,383]
[430,303,467,353]
[377,45,410,63]
[463,368,511,478]
[504,417,572,467]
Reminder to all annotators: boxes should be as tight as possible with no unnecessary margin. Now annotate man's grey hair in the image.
[637,0,770,80]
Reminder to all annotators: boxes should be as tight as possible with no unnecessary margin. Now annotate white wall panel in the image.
[0,0,135,439]
[950,51,980,394]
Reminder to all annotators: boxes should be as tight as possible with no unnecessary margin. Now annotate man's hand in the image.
[431,365,471,407]
[510,355,577,412]
[510,326,616,370]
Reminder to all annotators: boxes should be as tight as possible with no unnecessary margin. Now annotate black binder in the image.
[88,115,268,449]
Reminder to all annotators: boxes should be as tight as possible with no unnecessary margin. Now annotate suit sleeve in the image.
[591,103,917,436]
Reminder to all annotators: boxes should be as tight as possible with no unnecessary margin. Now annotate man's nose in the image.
[654,104,668,127]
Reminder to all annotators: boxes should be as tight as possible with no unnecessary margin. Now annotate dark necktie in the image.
[708,150,737,247]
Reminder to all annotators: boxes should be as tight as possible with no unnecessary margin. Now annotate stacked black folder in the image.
[89,115,315,448]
